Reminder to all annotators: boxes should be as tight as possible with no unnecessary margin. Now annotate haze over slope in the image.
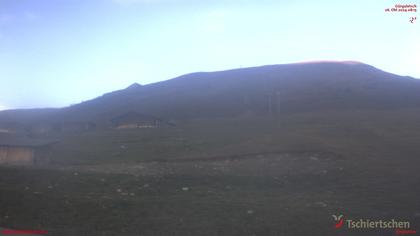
[1,61,419,124]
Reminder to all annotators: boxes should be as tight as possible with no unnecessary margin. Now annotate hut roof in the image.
[0,135,58,148]
[110,112,161,125]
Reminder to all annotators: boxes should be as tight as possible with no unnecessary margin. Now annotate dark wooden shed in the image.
[110,112,162,129]
[0,137,57,165]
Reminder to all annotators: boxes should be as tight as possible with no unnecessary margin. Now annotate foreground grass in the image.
[0,151,419,235]
[1,109,420,235]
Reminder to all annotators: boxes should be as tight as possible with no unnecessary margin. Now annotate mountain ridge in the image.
[1,61,419,126]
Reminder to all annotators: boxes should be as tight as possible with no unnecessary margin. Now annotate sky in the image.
[0,0,419,110]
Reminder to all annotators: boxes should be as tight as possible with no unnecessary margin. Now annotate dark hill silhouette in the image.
[1,61,420,126]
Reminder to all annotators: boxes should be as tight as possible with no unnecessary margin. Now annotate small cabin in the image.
[111,112,162,129]
[0,137,57,165]
[0,122,22,134]
[0,128,12,133]
[53,121,96,133]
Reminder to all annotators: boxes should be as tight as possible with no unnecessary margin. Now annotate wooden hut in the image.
[53,121,96,133]
[110,112,162,129]
[0,136,57,165]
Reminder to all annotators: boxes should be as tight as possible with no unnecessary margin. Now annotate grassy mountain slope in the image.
[1,61,419,125]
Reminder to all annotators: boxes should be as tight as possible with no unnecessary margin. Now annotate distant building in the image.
[110,112,163,129]
[0,122,22,134]
[53,121,96,133]
[0,128,12,134]
[0,137,57,165]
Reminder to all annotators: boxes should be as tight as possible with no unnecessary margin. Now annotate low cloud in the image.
[0,104,9,111]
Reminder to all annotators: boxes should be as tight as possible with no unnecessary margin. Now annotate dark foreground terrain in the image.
[1,109,420,235]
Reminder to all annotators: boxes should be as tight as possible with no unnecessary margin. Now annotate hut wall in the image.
[0,147,7,163]
[116,120,158,129]
[0,146,34,165]
[117,124,139,129]
[34,146,52,165]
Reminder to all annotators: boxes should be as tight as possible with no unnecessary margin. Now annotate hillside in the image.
[1,61,420,125]
[1,62,420,235]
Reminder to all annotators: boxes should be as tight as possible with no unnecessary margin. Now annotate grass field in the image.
[1,109,420,235]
